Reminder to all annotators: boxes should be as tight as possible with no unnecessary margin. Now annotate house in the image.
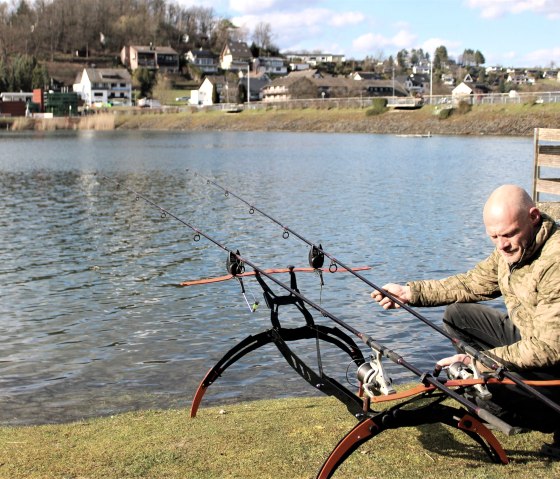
[542,69,559,80]
[185,48,218,74]
[403,74,430,95]
[261,70,321,102]
[261,70,409,102]
[238,72,271,101]
[350,72,381,81]
[284,52,346,66]
[361,80,408,97]
[254,57,287,76]
[190,76,221,106]
[189,75,240,105]
[506,72,535,85]
[486,66,503,74]
[120,45,180,73]
[0,92,33,102]
[72,68,132,106]
[412,63,431,75]
[452,82,473,102]
[220,41,253,71]
[289,62,311,72]
[441,73,455,86]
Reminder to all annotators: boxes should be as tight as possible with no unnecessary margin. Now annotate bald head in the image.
[483,185,535,225]
[483,185,540,264]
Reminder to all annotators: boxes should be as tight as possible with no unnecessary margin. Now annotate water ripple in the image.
[0,130,532,425]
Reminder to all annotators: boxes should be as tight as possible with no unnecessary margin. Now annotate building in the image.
[120,45,180,73]
[73,68,132,107]
[189,76,227,106]
[261,70,409,102]
[220,41,253,71]
[254,57,287,76]
[185,48,219,74]
[238,73,271,101]
[403,74,430,95]
[284,52,346,66]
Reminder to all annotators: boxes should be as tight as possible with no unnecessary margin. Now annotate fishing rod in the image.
[102,174,514,434]
[188,169,560,417]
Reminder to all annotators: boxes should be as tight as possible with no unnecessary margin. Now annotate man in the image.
[371,185,560,450]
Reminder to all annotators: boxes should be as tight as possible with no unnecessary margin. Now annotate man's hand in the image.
[436,353,472,368]
[371,283,412,310]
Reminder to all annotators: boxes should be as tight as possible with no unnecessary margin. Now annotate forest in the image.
[0,0,259,61]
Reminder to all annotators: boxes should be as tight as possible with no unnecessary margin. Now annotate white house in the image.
[73,68,132,106]
[220,41,253,71]
[254,57,287,76]
[284,52,345,66]
[451,82,473,103]
[185,48,218,74]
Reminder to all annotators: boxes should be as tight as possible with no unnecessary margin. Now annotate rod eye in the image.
[282,230,289,239]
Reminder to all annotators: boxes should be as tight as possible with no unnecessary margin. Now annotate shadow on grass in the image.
[417,423,547,465]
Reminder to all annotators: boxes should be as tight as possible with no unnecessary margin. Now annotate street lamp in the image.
[247,63,251,106]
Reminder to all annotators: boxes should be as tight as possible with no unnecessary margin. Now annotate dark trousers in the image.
[443,303,560,433]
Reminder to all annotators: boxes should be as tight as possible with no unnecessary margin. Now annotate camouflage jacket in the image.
[408,214,560,369]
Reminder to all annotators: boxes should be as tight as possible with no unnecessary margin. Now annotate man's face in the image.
[485,210,537,264]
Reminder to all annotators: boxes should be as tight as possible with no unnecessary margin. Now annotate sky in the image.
[174,0,560,68]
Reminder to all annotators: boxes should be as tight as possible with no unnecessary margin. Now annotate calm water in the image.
[0,130,532,425]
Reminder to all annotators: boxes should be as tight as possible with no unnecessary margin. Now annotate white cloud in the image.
[228,0,281,14]
[352,28,417,55]
[422,38,462,59]
[232,7,364,51]
[330,11,365,27]
[523,46,560,66]
[465,0,560,19]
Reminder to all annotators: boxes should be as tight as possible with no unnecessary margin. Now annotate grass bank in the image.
[1,395,559,479]
[115,102,560,137]
[5,103,560,136]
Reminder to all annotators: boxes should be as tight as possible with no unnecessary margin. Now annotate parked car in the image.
[138,98,161,108]
[175,96,190,102]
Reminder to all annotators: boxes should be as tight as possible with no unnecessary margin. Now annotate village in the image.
[1,37,560,118]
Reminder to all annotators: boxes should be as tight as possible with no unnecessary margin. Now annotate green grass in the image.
[1,395,559,479]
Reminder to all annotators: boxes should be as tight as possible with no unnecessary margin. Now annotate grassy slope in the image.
[1,395,559,479]
[112,103,560,137]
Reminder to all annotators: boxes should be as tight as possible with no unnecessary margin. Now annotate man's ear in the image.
[529,206,541,226]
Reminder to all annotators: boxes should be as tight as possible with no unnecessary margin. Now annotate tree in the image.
[31,62,49,89]
[396,49,408,71]
[134,68,157,98]
[474,50,486,66]
[252,21,274,55]
[433,45,448,70]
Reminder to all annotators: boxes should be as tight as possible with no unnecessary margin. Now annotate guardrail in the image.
[108,90,560,115]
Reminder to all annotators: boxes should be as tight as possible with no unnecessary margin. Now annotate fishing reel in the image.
[446,360,492,401]
[226,250,259,313]
[357,350,396,397]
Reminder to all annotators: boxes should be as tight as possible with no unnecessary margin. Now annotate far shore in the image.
[2,102,560,137]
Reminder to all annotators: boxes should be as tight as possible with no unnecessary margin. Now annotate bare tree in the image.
[252,21,273,53]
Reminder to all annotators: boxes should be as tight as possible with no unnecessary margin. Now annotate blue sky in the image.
[175,0,560,68]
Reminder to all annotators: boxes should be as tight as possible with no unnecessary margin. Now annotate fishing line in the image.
[187,169,560,417]
[101,174,523,434]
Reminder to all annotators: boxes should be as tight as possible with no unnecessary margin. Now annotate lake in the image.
[0,130,533,425]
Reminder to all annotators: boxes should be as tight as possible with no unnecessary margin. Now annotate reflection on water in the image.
[0,130,532,425]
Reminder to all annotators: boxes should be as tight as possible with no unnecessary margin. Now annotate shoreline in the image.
[3,102,560,136]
